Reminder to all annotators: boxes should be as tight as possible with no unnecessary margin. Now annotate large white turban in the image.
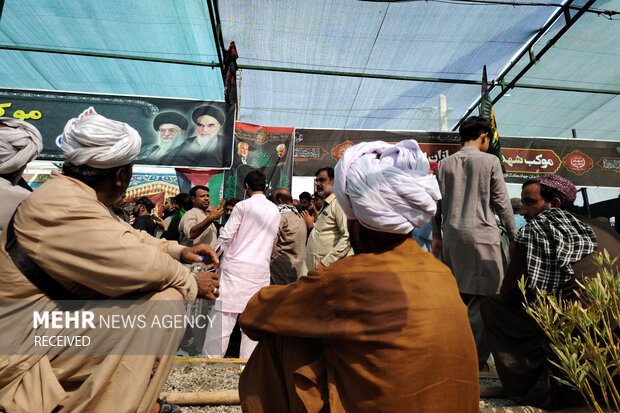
[0,117,43,174]
[333,140,441,234]
[61,114,141,168]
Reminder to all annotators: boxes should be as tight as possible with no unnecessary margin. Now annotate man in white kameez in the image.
[202,170,280,359]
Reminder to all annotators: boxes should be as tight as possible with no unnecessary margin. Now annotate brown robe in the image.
[0,172,195,413]
[270,210,307,285]
[239,238,479,412]
[482,215,620,410]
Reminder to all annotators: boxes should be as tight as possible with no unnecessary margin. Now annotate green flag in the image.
[479,65,505,172]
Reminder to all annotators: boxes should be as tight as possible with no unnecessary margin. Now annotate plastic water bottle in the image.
[190,255,206,273]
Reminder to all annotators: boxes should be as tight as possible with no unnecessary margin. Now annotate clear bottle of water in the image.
[190,255,206,273]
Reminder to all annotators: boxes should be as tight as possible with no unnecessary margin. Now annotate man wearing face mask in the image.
[300,167,353,276]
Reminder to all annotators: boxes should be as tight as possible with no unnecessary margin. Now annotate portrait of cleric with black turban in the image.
[138,111,188,164]
[169,105,231,167]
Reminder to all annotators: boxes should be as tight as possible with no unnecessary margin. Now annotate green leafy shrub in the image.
[520,251,620,413]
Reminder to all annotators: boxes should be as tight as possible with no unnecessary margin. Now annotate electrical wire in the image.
[360,0,619,20]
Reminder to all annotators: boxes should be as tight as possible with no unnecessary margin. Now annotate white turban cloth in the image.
[333,140,441,234]
[0,117,43,174]
[61,114,141,168]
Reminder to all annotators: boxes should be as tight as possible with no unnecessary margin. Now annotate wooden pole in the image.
[160,390,240,405]
[162,386,507,405]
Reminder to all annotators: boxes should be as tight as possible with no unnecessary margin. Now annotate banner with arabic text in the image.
[293,129,620,187]
[0,88,234,168]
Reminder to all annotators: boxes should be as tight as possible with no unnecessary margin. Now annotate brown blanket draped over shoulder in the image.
[239,238,479,413]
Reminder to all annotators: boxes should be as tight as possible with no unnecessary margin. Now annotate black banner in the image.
[0,89,234,168]
[223,122,295,200]
[293,129,620,187]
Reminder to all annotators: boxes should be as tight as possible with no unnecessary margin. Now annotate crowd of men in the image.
[0,113,618,412]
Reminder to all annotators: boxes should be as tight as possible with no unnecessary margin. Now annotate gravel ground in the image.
[163,360,520,412]
[163,361,242,413]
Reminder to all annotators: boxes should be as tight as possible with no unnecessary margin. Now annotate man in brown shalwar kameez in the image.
[0,114,220,413]
[239,140,479,412]
[270,188,306,284]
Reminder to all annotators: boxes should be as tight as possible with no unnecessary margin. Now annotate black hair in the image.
[315,167,334,180]
[459,116,493,144]
[224,198,240,208]
[189,185,209,199]
[299,191,312,202]
[135,196,155,212]
[244,170,266,192]
[173,193,193,211]
[522,179,576,212]
[62,162,125,188]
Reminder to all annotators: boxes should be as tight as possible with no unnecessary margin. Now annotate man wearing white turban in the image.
[0,117,43,233]
[0,113,220,413]
[238,140,479,413]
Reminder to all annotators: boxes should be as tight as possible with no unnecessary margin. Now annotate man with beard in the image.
[300,167,352,275]
[298,191,312,211]
[179,185,223,247]
[481,174,620,410]
[173,105,228,167]
[275,143,286,167]
[162,193,193,242]
[139,112,188,164]
[236,141,251,165]
[0,113,219,413]
[154,196,176,238]
[132,196,158,236]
